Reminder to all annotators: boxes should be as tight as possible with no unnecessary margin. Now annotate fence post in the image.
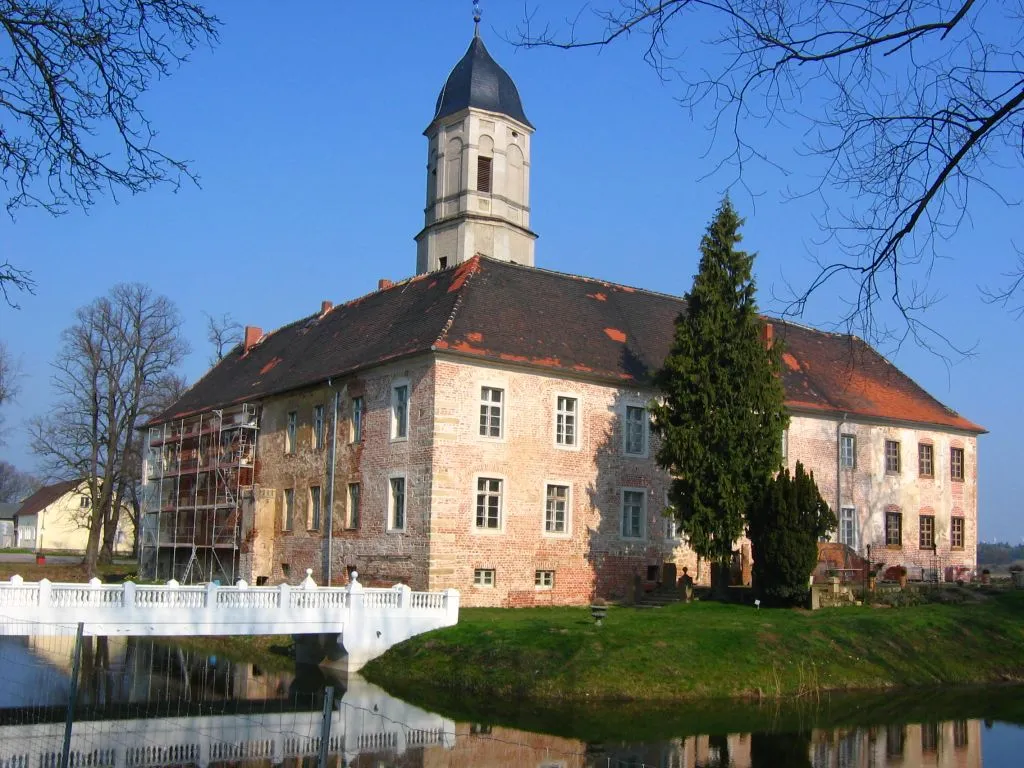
[442,588,460,626]
[395,583,411,610]
[60,622,85,768]
[38,577,51,608]
[317,685,335,768]
[123,580,136,608]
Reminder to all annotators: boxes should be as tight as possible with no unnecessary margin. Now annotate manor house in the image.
[139,28,984,605]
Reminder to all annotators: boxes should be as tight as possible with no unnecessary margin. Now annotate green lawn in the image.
[364,589,1024,703]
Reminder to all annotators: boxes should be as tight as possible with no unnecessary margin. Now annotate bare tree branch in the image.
[204,311,242,366]
[515,1,1024,349]
[0,1,219,302]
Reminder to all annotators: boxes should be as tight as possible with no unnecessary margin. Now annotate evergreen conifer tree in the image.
[748,462,837,605]
[651,199,788,587]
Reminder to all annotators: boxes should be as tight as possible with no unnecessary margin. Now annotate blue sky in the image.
[1,2,1020,540]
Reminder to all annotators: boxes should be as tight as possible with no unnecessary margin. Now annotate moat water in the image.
[0,635,1021,767]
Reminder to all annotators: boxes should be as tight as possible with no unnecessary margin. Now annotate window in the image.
[621,489,646,539]
[473,568,495,587]
[285,411,297,454]
[918,443,933,477]
[885,510,902,547]
[439,256,448,269]
[840,434,855,469]
[351,396,363,443]
[475,477,502,530]
[555,396,577,446]
[781,429,788,460]
[839,507,857,550]
[665,494,679,539]
[479,386,503,438]
[392,384,409,439]
[921,723,938,753]
[624,406,647,456]
[951,516,965,549]
[544,484,568,534]
[79,495,90,509]
[886,725,905,758]
[389,477,406,530]
[953,720,968,749]
[283,488,294,531]
[884,439,901,473]
[346,483,360,529]
[476,155,492,193]
[312,405,325,450]
[951,446,965,481]
[309,486,322,531]
[919,514,935,549]
[535,570,555,589]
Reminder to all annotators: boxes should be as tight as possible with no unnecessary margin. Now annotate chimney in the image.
[378,278,394,291]
[760,322,774,348]
[243,326,263,353]
[320,300,333,315]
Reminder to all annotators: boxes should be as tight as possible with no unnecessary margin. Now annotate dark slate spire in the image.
[433,35,533,129]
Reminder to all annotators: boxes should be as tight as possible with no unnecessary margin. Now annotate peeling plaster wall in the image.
[787,413,978,575]
[250,356,435,588]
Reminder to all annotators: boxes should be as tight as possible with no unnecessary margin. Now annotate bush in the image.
[748,462,837,606]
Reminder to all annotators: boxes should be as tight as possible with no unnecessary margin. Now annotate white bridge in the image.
[0,571,459,670]
[0,676,456,768]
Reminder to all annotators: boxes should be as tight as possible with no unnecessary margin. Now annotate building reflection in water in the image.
[0,636,994,768]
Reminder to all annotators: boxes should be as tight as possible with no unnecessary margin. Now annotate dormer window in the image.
[477,156,492,193]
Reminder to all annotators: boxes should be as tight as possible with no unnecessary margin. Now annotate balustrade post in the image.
[39,578,51,608]
[123,581,136,608]
[279,583,291,611]
[88,577,102,606]
[394,583,411,610]
[442,589,460,625]
[206,581,218,610]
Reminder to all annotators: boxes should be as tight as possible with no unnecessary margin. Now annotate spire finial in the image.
[473,1,482,37]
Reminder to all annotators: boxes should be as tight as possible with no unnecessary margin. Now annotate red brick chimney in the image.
[378,278,394,290]
[760,322,774,347]
[320,300,333,314]
[243,326,263,353]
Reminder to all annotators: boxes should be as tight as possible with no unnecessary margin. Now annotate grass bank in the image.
[363,589,1024,704]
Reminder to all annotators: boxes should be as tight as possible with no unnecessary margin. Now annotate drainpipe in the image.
[325,379,345,586]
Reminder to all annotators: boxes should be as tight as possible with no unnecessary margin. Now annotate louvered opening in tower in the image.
[476,155,492,193]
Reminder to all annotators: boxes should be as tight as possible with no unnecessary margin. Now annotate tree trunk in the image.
[83,514,103,576]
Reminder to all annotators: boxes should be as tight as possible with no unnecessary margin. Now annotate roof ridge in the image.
[433,256,482,348]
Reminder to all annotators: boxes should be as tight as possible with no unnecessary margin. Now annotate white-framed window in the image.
[535,570,555,589]
[313,404,325,450]
[392,383,409,440]
[840,433,856,469]
[475,477,503,530]
[479,386,503,438]
[17,526,35,544]
[350,396,364,443]
[346,483,360,529]
[285,411,297,454]
[282,488,294,531]
[781,429,788,460]
[78,495,90,509]
[389,476,406,531]
[621,488,646,539]
[555,395,578,447]
[664,492,679,540]
[839,506,856,550]
[473,568,495,587]
[308,486,322,531]
[624,406,647,456]
[544,483,569,535]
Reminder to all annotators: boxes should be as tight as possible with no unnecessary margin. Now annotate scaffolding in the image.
[140,404,259,584]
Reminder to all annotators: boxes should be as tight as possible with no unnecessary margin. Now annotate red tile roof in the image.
[150,257,984,434]
[15,479,84,519]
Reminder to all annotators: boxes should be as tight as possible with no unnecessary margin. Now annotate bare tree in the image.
[0,1,219,303]
[29,283,188,572]
[517,1,1024,348]
[0,340,21,444]
[0,460,40,504]
[204,311,242,365]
